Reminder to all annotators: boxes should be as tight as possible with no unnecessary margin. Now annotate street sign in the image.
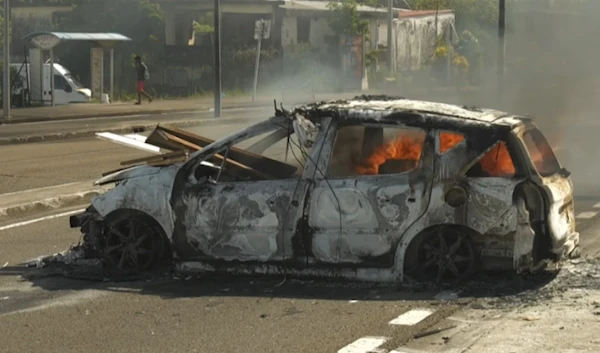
[254,19,271,40]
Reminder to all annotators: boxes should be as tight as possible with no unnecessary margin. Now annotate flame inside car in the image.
[354,131,519,177]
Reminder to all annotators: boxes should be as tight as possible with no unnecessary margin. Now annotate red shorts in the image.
[136,81,145,92]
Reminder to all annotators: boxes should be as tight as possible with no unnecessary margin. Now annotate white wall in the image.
[377,13,454,71]
[281,16,297,46]
[282,14,377,56]
[281,15,334,54]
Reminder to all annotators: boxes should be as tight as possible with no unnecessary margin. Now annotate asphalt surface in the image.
[0,106,274,142]
[0,204,599,352]
[0,119,264,193]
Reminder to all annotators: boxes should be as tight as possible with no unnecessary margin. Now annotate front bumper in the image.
[70,211,90,228]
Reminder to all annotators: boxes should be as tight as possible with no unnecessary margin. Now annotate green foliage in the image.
[409,0,498,28]
[193,12,214,34]
[0,66,25,107]
[327,0,369,36]
[232,47,279,65]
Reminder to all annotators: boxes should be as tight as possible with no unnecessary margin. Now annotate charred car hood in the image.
[94,165,177,186]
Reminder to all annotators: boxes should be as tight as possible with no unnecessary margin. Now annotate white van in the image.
[11,63,92,105]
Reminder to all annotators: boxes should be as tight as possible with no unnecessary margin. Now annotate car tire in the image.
[405,225,478,284]
[102,214,166,276]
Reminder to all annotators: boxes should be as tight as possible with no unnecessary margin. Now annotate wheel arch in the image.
[392,223,482,281]
[512,180,551,262]
[104,208,173,261]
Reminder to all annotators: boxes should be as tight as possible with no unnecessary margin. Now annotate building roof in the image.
[398,9,454,18]
[22,32,132,42]
[279,0,388,14]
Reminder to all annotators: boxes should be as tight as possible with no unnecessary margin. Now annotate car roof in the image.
[296,96,527,128]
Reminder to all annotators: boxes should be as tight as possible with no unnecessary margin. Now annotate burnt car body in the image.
[68,96,580,282]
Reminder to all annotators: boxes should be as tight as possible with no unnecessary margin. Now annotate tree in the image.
[409,0,498,29]
[327,0,369,36]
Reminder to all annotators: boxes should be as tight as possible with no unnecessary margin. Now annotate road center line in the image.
[0,209,85,232]
[576,211,598,219]
[593,202,600,208]
[0,182,83,197]
[389,309,434,326]
[338,336,389,353]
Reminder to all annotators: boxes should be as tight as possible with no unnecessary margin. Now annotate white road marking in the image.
[389,309,433,326]
[0,209,85,232]
[593,202,600,209]
[1,290,106,317]
[0,182,82,197]
[338,336,389,353]
[576,211,598,219]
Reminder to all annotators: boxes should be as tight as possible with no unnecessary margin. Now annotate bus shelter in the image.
[21,31,131,106]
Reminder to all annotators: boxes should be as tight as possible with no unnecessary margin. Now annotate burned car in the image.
[67,96,579,283]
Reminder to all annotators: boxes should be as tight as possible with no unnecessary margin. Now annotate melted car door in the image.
[306,123,435,266]
[170,118,331,263]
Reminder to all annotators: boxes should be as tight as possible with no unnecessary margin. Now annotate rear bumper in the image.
[553,230,580,259]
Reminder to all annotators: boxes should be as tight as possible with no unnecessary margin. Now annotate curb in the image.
[0,101,272,125]
[0,188,108,221]
[0,115,260,146]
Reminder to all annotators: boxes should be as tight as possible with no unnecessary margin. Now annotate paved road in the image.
[0,204,599,353]
[0,106,273,141]
[0,120,263,193]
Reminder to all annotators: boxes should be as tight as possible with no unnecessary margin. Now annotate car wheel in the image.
[413,226,477,283]
[103,215,163,275]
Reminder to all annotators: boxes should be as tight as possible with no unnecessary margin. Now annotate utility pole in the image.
[213,0,222,118]
[387,0,393,72]
[497,0,506,99]
[3,0,10,121]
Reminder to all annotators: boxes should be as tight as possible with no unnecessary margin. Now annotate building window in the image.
[297,17,310,43]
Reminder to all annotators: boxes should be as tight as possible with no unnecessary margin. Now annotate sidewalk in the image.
[0,92,369,124]
[0,181,110,221]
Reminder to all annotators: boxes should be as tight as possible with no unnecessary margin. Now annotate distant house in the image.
[391,9,455,71]
[158,0,453,71]
[10,2,73,61]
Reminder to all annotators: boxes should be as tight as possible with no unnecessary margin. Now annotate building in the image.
[159,0,454,71]
[10,1,74,61]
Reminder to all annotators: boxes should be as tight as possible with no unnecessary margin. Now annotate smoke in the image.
[379,1,600,194]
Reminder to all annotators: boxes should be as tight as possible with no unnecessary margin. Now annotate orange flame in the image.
[480,142,515,176]
[355,133,425,175]
[355,131,517,177]
[440,132,464,153]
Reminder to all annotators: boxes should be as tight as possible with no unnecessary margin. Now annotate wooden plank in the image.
[154,125,298,179]
[145,125,196,151]
[160,131,273,180]
[120,150,188,166]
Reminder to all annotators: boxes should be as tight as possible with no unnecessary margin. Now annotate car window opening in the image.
[198,129,310,183]
[522,128,561,177]
[439,131,465,153]
[466,141,516,178]
[328,125,426,177]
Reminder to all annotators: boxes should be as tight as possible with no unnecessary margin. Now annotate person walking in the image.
[134,55,152,105]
